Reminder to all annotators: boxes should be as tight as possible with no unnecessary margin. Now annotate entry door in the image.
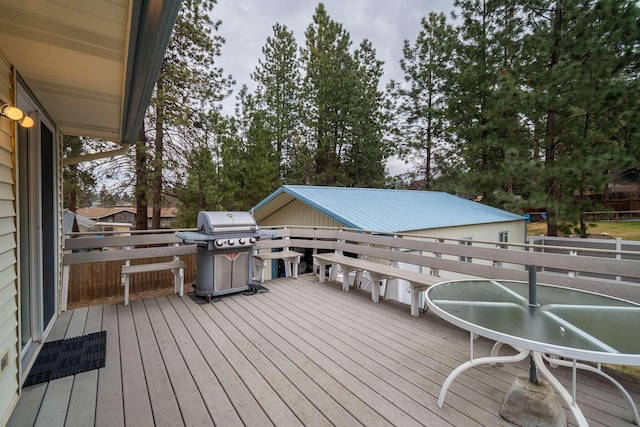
[17,90,58,364]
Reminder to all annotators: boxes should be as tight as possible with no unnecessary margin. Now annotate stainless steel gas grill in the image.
[177,211,261,302]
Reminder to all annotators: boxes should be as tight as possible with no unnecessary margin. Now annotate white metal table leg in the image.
[533,352,589,427]
[438,348,530,408]
[540,354,639,425]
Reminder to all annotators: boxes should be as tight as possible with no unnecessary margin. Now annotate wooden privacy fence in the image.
[63,230,197,307]
[66,255,196,305]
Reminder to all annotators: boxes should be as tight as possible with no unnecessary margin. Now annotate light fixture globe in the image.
[19,115,34,128]
[1,104,24,121]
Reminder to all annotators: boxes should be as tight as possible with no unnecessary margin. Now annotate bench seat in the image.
[253,250,303,283]
[313,253,441,316]
[121,260,186,306]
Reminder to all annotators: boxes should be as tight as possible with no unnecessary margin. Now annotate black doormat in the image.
[24,331,106,387]
[188,284,269,305]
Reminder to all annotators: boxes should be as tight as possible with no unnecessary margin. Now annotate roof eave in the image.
[121,0,182,143]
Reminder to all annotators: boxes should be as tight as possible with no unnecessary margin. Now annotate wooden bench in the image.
[313,253,442,316]
[253,250,303,283]
[121,247,186,306]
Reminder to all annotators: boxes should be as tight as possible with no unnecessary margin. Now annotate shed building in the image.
[253,185,527,291]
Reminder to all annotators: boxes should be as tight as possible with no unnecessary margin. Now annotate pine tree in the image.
[219,87,280,210]
[389,12,455,190]
[251,23,302,181]
[145,0,233,228]
[174,145,221,227]
[301,3,353,185]
[522,0,640,235]
[62,135,96,210]
[345,39,388,187]
[444,0,529,204]
[300,3,387,187]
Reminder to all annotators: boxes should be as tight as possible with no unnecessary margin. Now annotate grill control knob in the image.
[215,239,224,247]
[227,239,235,246]
[249,237,256,244]
[238,238,246,245]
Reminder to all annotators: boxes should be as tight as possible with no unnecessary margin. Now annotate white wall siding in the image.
[261,199,342,228]
[0,52,19,427]
[409,221,526,244]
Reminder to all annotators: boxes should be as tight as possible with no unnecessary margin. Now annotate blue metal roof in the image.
[253,186,525,232]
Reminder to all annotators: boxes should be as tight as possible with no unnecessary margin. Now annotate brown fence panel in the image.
[68,254,196,305]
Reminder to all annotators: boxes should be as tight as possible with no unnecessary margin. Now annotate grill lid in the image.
[197,211,258,235]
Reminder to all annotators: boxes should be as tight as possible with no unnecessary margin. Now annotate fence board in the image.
[68,254,196,305]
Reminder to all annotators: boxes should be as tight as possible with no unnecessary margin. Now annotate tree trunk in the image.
[545,1,562,237]
[136,124,149,230]
[152,81,164,229]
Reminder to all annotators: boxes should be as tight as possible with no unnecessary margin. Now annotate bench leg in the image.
[341,266,351,291]
[290,257,300,279]
[369,273,381,303]
[317,261,328,282]
[253,259,267,283]
[411,291,420,317]
[284,259,292,278]
[172,268,184,297]
[121,273,130,306]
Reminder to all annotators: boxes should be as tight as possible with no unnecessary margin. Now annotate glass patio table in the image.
[425,279,640,426]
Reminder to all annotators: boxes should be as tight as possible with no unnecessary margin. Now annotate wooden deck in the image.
[8,275,640,426]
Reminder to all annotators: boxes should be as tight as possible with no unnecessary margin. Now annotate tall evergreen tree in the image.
[389,12,455,189]
[251,23,302,181]
[174,145,221,227]
[219,87,280,210]
[522,0,640,235]
[145,0,233,228]
[300,3,387,187]
[444,0,528,204]
[345,39,388,187]
[301,3,353,185]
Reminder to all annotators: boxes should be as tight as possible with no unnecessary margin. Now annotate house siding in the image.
[260,199,342,228]
[0,54,19,427]
[56,133,63,317]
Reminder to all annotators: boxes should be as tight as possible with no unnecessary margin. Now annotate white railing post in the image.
[568,250,578,278]
[616,237,622,283]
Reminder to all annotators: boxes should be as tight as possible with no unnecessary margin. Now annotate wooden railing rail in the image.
[63,226,640,307]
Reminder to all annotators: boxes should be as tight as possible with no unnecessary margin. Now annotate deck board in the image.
[118,303,154,427]
[143,298,214,427]
[173,295,275,426]
[159,297,245,427]
[131,299,185,427]
[8,275,640,426]
[95,303,124,427]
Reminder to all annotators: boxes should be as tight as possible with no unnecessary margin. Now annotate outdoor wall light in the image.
[1,104,34,128]
[18,115,34,128]
[1,104,23,120]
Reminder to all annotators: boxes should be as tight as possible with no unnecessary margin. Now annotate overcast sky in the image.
[213,0,455,175]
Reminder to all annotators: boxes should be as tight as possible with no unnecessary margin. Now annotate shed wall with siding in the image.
[0,53,19,427]
[260,199,342,228]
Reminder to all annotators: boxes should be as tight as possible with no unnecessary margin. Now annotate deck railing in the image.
[63,226,640,307]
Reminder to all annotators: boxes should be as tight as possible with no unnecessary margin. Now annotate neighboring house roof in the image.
[76,207,177,220]
[76,207,136,221]
[0,0,181,143]
[253,186,525,233]
[63,210,96,234]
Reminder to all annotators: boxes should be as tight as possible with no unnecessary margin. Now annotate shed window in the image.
[459,238,472,263]
[499,231,509,243]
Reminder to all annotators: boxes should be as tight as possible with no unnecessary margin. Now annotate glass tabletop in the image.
[426,280,640,364]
